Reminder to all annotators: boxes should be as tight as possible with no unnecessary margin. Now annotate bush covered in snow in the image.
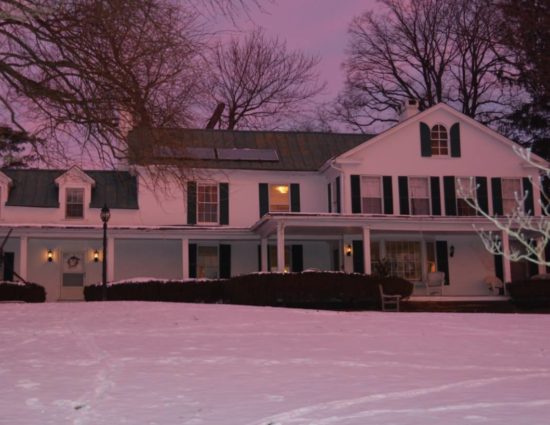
[507,278,550,307]
[0,282,46,303]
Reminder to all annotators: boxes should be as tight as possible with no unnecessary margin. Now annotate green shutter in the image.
[420,122,432,157]
[398,176,409,215]
[189,243,197,278]
[259,183,268,217]
[450,123,461,157]
[327,183,332,213]
[430,177,441,215]
[291,245,303,272]
[351,175,361,213]
[383,176,393,214]
[290,183,300,212]
[219,244,231,278]
[219,183,229,225]
[476,177,488,214]
[336,176,342,213]
[523,177,534,215]
[491,178,503,216]
[187,181,197,225]
[443,176,457,216]
[352,240,364,274]
[436,241,450,285]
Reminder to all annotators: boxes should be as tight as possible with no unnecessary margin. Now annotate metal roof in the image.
[128,128,372,171]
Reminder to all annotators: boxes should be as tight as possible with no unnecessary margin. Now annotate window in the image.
[455,177,477,216]
[431,124,448,155]
[66,188,84,218]
[409,177,430,215]
[386,241,422,281]
[268,245,291,272]
[501,178,522,215]
[361,176,382,213]
[197,246,218,278]
[197,183,218,223]
[269,184,290,212]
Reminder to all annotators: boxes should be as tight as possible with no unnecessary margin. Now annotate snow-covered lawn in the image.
[1,302,549,425]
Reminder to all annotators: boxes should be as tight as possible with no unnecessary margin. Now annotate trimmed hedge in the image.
[507,279,550,308]
[84,272,413,309]
[0,282,46,303]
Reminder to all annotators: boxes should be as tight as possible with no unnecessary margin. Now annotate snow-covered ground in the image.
[1,302,549,425]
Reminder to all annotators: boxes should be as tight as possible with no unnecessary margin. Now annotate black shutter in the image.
[257,245,261,271]
[436,240,450,285]
[219,183,229,225]
[398,176,409,215]
[187,181,197,225]
[189,243,197,278]
[3,252,14,281]
[291,245,303,272]
[290,183,300,212]
[475,177,489,214]
[420,122,432,157]
[219,244,231,278]
[523,177,534,215]
[352,240,364,274]
[546,243,550,274]
[327,183,332,213]
[494,253,504,282]
[336,176,342,213]
[450,123,461,157]
[259,183,269,217]
[383,176,393,214]
[351,175,361,213]
[443,176,457,216]
[491,178,503,216]
[430,177,441,215]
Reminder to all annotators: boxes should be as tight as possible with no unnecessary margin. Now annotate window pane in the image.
[386,241,422,280]
[66,188,84,218]
[269,185,290,212]
[430,124,448,156]
[455,177,477,216]
[197,246,218,278]
[197,183,218,223]
[361,176,382,213]
[409,177,430,215]
[502,178,521,215]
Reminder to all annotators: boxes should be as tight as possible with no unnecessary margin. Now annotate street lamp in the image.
[100,204,111,301]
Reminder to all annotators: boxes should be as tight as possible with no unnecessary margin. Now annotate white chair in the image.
[378,284,401,312]
[425,271,445,296]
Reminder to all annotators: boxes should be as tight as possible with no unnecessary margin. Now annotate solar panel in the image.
[153,146,216,160]
[183,147,216,160]
[216,148,279,161]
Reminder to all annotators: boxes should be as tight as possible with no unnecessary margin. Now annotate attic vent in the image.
[216,148,279,161]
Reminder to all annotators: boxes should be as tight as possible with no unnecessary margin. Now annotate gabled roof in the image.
[3,169,138,209]
[128,127,372,171]
[54,165,96,186]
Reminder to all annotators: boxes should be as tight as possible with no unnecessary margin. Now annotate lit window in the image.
[269,184,290,212]
[66,188,84,218]
[386,241,422,280]
[456,177,477,216]
[501,178,522,215]
[409,177,430,215]
[268,245,291,272]
[197,246,218,278]
[431,125,448,156]
[197,183,218,223]
[361,176,382,213]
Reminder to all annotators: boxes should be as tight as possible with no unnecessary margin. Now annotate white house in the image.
[1,102,547,301]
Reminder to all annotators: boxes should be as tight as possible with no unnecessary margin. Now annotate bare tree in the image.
[335,0,514,132]
[203,28,325,130]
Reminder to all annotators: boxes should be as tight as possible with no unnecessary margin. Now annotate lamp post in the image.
[100,204,111,301]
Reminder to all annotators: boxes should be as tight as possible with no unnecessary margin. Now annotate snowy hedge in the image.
[507,279,550,307]
[0,282,46,303]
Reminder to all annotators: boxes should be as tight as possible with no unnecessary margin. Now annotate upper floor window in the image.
[409,177,430,215]
[269,184,290,212]
[66,188,84,218]
[197,183,218,223]
[431,124,448,156]
[455,177,477,216]
[501,178,522,215]
[361,176,382,213]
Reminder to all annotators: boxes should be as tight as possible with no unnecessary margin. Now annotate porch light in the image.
[47,249,53,262]
[93,250,100,262]
[345,244,353,257]
[275,185,289,194]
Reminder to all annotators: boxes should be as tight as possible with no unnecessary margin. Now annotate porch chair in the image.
[424,271,445,296]
[378,284,401,312]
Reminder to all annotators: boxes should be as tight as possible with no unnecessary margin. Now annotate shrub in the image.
[0,282,46,303]
[507,279,550,308]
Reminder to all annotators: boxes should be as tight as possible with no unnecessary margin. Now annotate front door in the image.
[59,251,85,300]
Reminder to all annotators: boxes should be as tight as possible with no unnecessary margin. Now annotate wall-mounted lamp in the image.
[93,250,100,262]
[449,245,455,258]
[345,244,353,257]
[47,249,53,262]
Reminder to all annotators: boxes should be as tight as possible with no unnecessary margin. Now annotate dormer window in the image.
[431,125,448,156]
[66,188,84,218]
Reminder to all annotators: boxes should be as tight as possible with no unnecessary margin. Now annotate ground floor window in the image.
[385,241,422,281]
[268,245,291,272]
[197,246,218,278]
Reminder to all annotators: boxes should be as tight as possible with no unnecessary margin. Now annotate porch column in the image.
[537,236,546,275]
[276,222,285,272]
[260,237,268,272]
[501,231,512,290]
[362,227,371,275]
[107,236,115,282]
[19,236,28,281]
[182,238,189,280]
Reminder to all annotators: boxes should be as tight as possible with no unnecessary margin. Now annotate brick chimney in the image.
[400,99,420,121]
